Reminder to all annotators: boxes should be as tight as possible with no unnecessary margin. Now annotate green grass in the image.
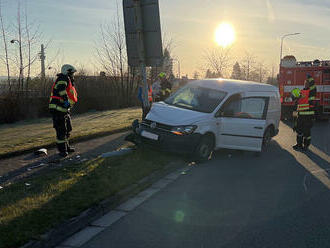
[0,107,141,156]
[0,148,176,248]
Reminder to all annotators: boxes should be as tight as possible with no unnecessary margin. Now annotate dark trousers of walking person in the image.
[296,115,313,149]
[52,111,72,154]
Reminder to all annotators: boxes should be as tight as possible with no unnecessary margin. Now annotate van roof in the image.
[190,78,278,93]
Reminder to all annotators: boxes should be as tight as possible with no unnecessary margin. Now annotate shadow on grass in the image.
[0,148,175,248]
[0,134,128,185]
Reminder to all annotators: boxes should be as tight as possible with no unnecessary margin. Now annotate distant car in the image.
[135,78,281,160]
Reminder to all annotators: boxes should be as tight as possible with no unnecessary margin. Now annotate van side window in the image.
[222,97,269,119]
[215,93,241,117]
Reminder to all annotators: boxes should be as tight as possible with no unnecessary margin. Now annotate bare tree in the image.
[6,1,45,93]
[23,3,43,91]
[256,62,270,83]
[95,2,131,105]
[240,52,256,81]
[203,47,231,78]
[0,0,11,89]
[16,0,24,90]
[239,52,270,83]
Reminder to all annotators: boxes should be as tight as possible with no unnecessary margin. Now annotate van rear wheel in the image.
[262,127,273,151]
[195,135,214,162]
[256,127,272,157]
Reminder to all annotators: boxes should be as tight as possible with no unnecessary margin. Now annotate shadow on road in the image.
[282,119,329,156]
[77,138,330,248]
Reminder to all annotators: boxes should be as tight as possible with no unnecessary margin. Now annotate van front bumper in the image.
[133,122,202,154]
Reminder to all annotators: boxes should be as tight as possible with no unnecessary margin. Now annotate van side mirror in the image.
[216,109,232,118]
[215,110,223,118]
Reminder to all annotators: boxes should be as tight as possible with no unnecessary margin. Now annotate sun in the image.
[215,22,235,47]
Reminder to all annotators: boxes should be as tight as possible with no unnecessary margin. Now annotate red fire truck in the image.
[279,55,330,119]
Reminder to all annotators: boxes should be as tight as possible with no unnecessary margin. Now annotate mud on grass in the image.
[0,148,176,248]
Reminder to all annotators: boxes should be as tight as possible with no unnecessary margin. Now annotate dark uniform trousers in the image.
[296,115,313,148]
[52,111,72,152]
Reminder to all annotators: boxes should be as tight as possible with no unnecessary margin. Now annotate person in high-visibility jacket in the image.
[159,72,172,101]
[49,64,78,157]
[291,74,316,151]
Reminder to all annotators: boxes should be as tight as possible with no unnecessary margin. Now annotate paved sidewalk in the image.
[57,167,188,248]
[0,131,129,185]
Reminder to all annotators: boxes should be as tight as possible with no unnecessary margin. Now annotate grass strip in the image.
[0,108,141,157]
[0,148,176,248]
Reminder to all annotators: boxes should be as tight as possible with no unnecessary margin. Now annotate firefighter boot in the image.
[303,137,311,151]
[66,141,75,153]
[293,134,303,151]
[57,143,68,157]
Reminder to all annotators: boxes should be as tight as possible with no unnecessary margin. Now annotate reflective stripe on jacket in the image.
[297,89,314,115]
[49,74,78,113]
[148,87,153,102]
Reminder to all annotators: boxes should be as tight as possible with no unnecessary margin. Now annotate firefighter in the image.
[291,74,316,151]
[159,72,172,101]
[49,64,78,157]
[307,73,317,110]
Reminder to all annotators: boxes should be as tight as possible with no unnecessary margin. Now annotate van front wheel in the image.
[195,135,214,162]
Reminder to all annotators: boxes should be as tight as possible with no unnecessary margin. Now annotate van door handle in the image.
[254,126,263,129]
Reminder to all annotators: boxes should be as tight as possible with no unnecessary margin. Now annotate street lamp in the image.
[280,32,300,65]
[172,58,181,79]
[10,39,24,90]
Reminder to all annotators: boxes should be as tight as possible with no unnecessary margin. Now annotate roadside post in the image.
[123,0,163,108]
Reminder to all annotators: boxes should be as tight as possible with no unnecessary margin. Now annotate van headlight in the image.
[171,125,197,135]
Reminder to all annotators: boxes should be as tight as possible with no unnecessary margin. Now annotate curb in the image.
[20,161,184,248]
[0,127,131,160]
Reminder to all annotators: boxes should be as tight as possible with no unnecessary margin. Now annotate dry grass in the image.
[0,148,176,248]
[0,107,141,156]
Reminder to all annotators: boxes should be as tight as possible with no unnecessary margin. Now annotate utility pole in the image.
[133,0,149,108]
[40,44,46,82]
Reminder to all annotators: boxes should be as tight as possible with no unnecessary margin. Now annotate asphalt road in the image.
[81,121,330,248]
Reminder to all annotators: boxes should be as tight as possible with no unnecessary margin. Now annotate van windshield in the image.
[164,85,227,113]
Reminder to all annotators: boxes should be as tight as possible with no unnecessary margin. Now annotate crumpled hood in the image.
[146,102,209,126]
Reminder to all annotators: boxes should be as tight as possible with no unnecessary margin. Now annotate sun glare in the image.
[215,22,235,47]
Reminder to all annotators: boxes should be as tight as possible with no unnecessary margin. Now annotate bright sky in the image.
[1,0,330,77]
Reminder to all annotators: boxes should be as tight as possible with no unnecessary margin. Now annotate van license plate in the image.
[141,131,159,140]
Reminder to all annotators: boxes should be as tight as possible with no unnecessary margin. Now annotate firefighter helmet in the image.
[159,72,166,78]
[61,64,77,75]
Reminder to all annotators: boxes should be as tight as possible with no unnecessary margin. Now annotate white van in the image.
[136,79,281,160]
